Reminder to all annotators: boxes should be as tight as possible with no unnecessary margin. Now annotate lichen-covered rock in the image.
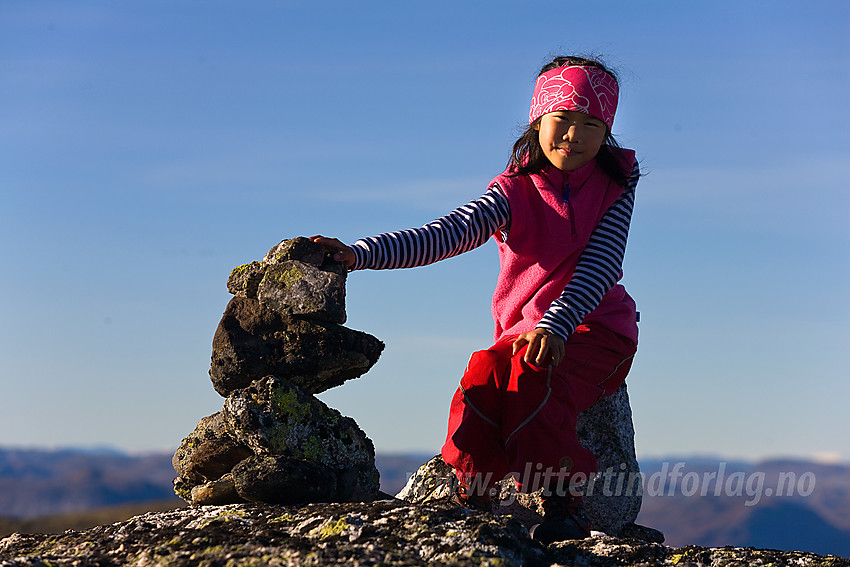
[3,501,847,566]
[227,237,348,324]
[396,454,549,530]
[576,382,644,536]
[209,296,384,396]
[223,376,377,477]
[227,238,328,300]
[189,472,241,505]
[397,383,663,543]
[257,260,346,324]
[263,236,326,267]
[395,453,455,503]
[174,376,380,506]
[226,260,265,298]
[171,412,252,500]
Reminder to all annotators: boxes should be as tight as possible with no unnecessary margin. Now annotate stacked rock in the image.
[173,237,385,506]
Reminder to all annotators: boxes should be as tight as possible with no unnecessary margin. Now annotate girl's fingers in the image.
[541,333,564,366]
[309,235,355,267]
[524,336,543,365]
[335,249,355,267]
[514,330,565,366]
[310,235,343,250]
[550,343,564,366]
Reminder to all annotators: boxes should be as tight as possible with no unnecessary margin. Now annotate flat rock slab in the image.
[3,501,846,566]
[209,296,384,397]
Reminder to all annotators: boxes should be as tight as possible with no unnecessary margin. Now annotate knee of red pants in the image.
[454,346,511,427]
[442,385,511,485]
[442,343,515,484]
[446,344,566,486]
[459,342,513,389]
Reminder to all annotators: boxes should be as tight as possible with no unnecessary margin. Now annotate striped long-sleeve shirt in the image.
[350,162,638,340]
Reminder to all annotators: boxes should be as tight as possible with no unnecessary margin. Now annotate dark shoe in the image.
[529,514,589,544]
[529,494,591,544]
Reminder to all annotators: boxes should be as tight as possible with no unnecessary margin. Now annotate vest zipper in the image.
[564,183,577,238]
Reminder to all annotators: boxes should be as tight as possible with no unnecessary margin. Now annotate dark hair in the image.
[509,56,635,187]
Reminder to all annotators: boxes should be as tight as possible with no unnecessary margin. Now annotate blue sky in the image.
[1,1,848,463]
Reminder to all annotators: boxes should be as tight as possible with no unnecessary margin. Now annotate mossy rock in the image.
[257,259,347,324]
[226,261,265,298]
[221,376,381,503]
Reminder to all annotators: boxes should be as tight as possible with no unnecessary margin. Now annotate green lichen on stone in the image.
[323,407,340,425]
[268,513,296,524]
[218,509,248,521]
[273,241,294,262]
[261,263,303,289]
[227,261,264,297]
[173,481,194,501]
[312,517,348,539]
[195,508,249,529]
[302,435,325,461]
[229,262,254,278]
[239,377,373,471]
[270,383,312,423]
[267,423,292,454]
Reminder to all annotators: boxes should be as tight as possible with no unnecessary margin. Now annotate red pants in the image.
[441,324,636,494]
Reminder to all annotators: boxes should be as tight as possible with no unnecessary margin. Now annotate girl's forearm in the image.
[349,188,509,271]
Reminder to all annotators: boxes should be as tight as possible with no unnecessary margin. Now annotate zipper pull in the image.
[567,200,577,237]
[563,180,578,237]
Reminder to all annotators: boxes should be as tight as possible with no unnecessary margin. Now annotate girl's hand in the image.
[310,235,355,267]
[512,328,566,367]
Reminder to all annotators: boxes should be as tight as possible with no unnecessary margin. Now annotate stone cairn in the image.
[172,236,662,542]
[173,237,385,506]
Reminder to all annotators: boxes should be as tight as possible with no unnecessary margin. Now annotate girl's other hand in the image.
[310,235,355,267]
[512,328,566,367]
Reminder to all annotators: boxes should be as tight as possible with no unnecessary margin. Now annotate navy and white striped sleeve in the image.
[349,187,510,270]
[537,161,640,340]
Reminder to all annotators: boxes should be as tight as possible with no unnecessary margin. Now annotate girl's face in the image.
[535,110,607,171]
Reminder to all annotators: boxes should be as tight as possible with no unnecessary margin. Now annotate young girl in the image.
[312,55,640,543]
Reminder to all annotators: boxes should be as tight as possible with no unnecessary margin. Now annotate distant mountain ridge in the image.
[1,448,848,557]
[0,447,431,519]
[636,457,850,557]
[0,447,180,518]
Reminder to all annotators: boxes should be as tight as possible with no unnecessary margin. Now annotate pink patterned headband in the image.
[528,65,619,129]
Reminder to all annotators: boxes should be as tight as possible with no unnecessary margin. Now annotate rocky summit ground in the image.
[1,500,849,567]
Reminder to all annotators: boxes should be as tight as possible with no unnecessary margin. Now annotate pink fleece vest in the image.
[490,150,638,343]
